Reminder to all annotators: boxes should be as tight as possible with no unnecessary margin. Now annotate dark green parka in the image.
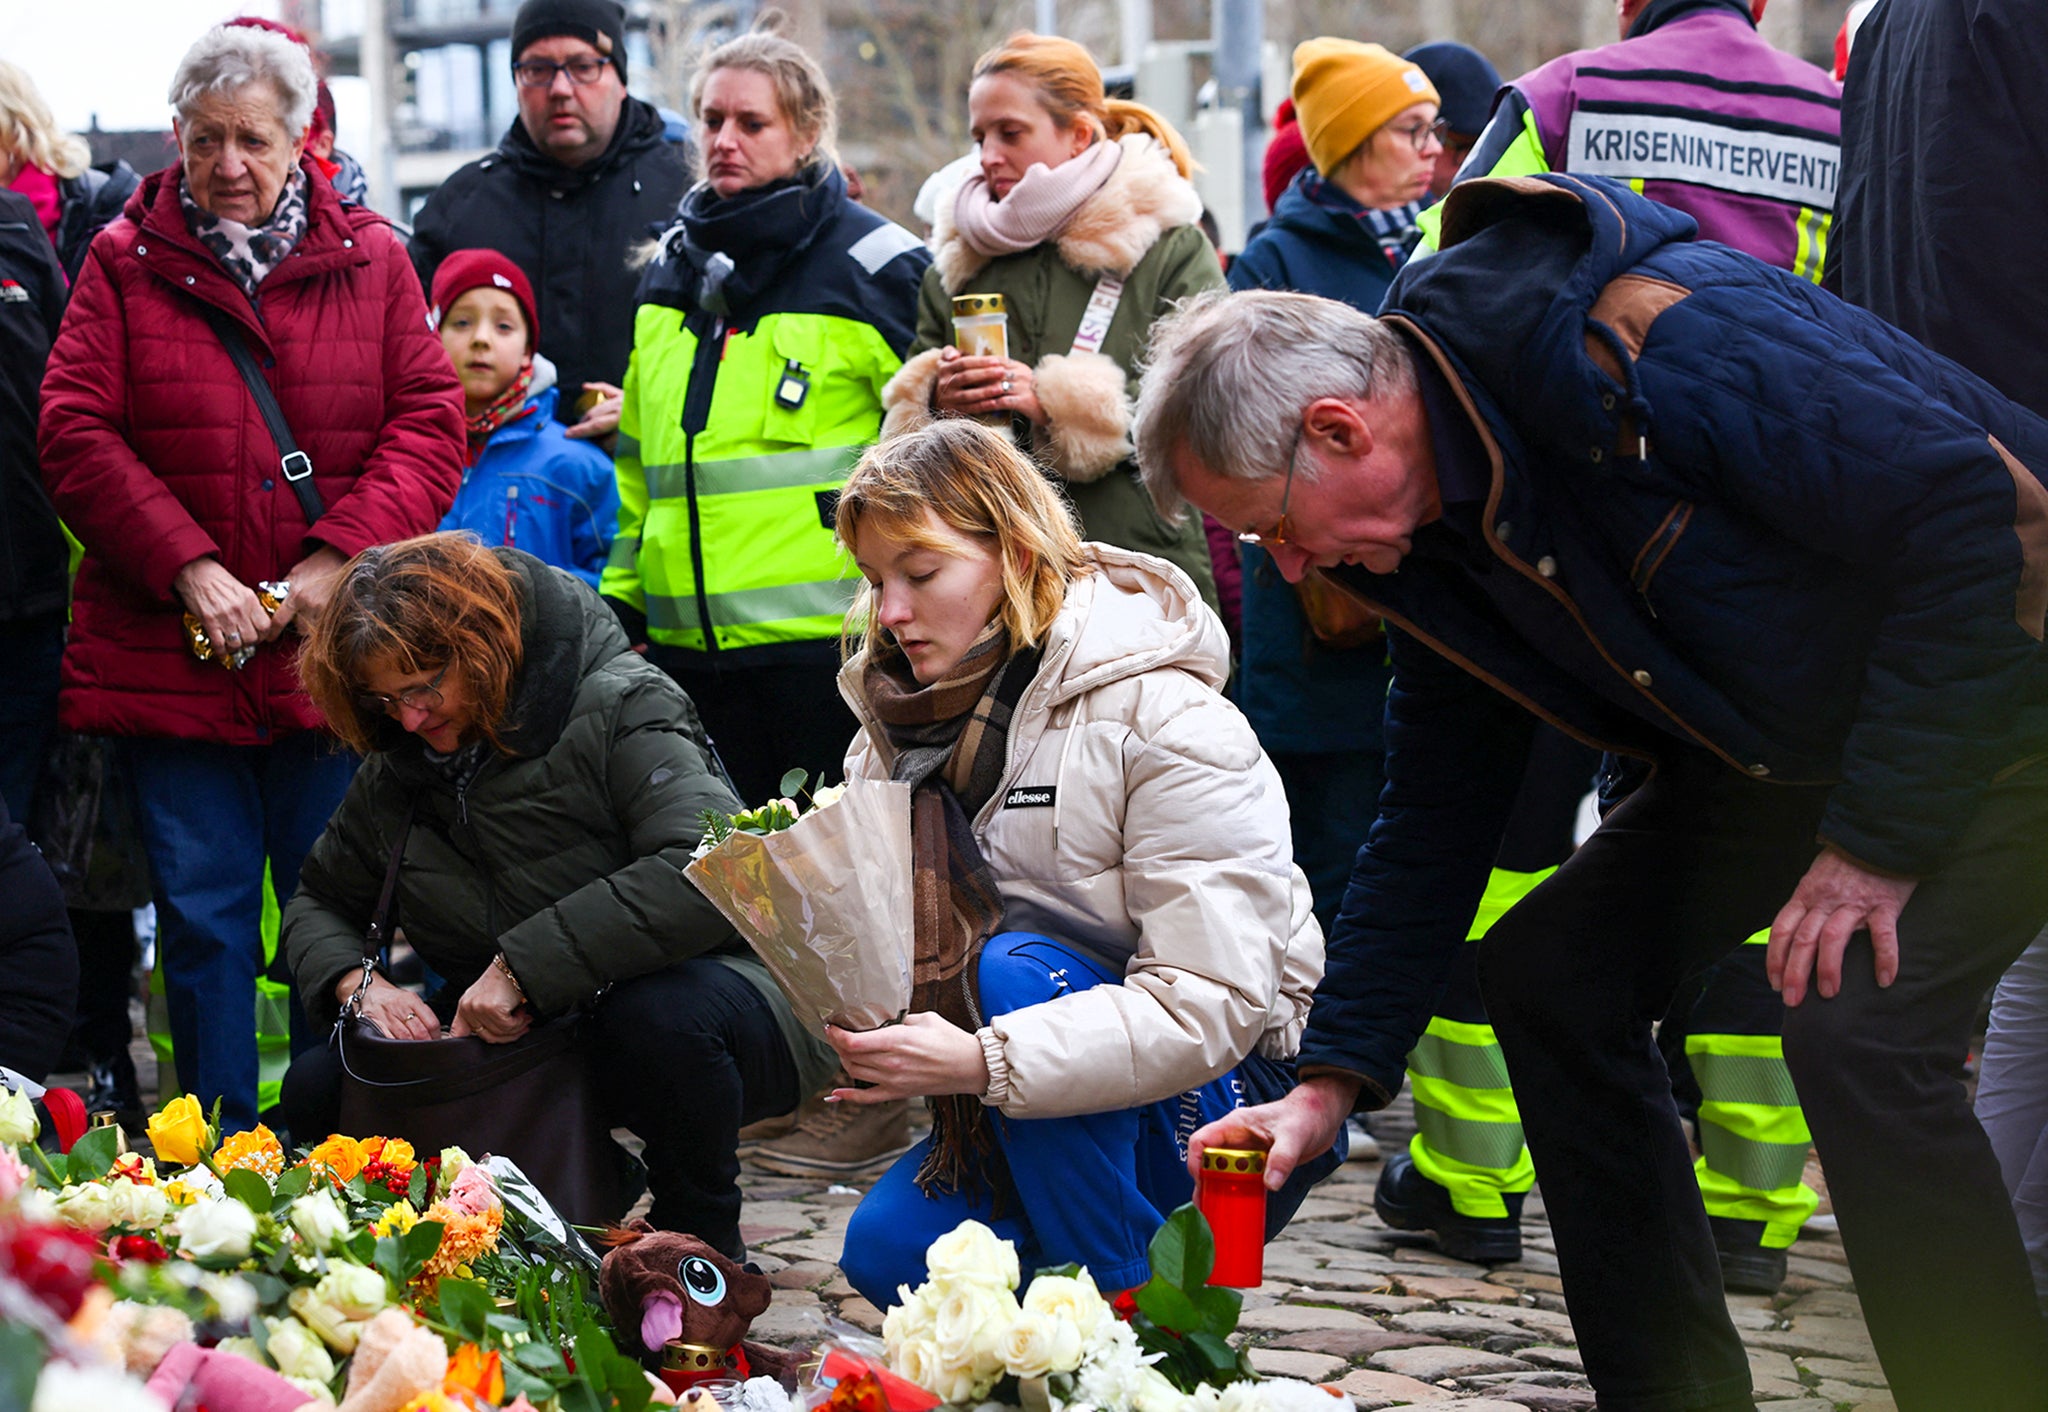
[283,550,831,1093]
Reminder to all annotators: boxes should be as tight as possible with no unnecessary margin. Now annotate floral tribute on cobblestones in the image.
[880,1211,1349,1412]
[1,1091,673,1412]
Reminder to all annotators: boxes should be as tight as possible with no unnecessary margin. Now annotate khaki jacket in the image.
[841,545,1322,1121]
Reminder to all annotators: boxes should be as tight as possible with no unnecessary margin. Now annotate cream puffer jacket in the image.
[841,544,1324,1121]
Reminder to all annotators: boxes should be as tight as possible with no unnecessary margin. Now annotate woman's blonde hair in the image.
[972,32,1194,179]
[298,534,526,756]
[689,10,837,173]
[835,421,1089,661]
[0,61,91,181]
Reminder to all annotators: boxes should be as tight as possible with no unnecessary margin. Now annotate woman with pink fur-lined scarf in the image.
[881,32,1222,613]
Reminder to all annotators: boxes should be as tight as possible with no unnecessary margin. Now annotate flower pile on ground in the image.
[1,1093,673,1411]
[880,1210,1349,1412]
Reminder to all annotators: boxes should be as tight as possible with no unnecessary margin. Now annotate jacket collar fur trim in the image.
[930,134,1204,292]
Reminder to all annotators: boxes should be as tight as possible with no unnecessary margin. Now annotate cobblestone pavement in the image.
[732,1097,1897,1412]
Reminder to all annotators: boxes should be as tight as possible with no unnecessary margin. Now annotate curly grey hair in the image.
[168,24,317,140]
[1133,289,1417,521]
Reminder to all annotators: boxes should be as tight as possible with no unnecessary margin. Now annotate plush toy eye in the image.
[679,1255,726,1306]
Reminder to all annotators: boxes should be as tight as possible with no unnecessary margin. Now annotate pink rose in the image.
[446,1164,501,1216]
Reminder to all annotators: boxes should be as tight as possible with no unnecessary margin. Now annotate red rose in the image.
[4,1222,104,1319]
[111,1234,172,1264]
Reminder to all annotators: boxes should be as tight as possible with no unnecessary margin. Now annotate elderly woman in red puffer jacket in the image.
[37,22,463,1134]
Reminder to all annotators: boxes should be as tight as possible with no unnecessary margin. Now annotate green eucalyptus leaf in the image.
[223,1167,272,1214]
[780,767,811,798]
[65,1125,119,1184]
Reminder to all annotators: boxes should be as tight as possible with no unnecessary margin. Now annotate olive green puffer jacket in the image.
[283,549,833,1093]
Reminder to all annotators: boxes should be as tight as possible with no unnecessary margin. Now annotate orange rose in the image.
[445,1344,505,1406]
[305,1134,369,1184]
[217,1125,285,1177]
[364,1137,417,1173]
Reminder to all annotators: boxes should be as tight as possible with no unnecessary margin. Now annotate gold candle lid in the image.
[952,293,1006,317]
[661,1342,730,1372]
[1200,1147,1268,1174]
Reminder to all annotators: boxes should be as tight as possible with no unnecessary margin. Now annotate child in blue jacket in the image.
[430,249,618,586]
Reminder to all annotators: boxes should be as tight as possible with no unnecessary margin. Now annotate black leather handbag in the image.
[333,802,629,1228]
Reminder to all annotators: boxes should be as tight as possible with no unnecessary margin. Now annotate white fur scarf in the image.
[950,140,1124,258]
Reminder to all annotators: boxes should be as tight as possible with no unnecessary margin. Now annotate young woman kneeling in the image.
[827,420,1338,1303]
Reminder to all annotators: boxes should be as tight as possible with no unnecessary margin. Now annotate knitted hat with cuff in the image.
[431,249,540,351]
[511,0,627,81]
[1291,39,1441,177]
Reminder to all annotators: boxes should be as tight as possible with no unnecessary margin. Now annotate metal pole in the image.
[1119,0,1151,66]
[1036,0,1057,36]
[1213,0,1262,222]
[361,0,397,216]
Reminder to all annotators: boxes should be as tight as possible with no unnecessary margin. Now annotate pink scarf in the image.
[951,139,1123,258]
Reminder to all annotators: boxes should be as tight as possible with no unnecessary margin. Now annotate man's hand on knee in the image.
[1188,1074,1358,1191]
[1768,846,1919,1007]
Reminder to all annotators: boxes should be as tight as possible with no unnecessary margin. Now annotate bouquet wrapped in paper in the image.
[686,775,915,1038]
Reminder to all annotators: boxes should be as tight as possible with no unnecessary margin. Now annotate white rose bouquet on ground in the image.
[687,769,916,1037]
[881,1212,1350,1412]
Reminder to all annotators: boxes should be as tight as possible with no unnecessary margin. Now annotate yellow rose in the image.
[0,1086,38,1145]
[364,1137,416,1173]
[145,1095,211,1168]
[305,1135,368,1184]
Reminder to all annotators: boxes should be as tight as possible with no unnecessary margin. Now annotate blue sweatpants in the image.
[840,932,1331,1304]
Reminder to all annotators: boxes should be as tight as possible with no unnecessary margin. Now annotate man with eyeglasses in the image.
[1141,177,2048,1410]
[410,0,691,443]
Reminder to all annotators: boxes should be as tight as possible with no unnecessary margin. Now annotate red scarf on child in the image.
[464,364,537,463]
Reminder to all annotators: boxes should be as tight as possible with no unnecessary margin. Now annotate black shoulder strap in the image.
[201,305,325,526]
[363,798,418,961]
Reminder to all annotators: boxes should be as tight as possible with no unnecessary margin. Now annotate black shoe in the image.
[1373,1150,1524,1263]
[85,1051,141,1122]
[1709,1216,1787,1296]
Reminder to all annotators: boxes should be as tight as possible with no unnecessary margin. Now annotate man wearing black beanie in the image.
[410,0,692,441]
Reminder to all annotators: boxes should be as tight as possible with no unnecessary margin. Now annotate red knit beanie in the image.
[430,249,539,351]
[1263,99,1311,212]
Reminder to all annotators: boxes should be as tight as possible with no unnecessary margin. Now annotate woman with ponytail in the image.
[881,34,1223,609]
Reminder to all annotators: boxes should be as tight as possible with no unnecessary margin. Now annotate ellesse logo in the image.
[1003,786,1056,809]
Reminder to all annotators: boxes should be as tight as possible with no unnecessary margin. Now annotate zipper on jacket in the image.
[680,313,725,653]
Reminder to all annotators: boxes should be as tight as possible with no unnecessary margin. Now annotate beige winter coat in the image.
[840,544,1323,1121]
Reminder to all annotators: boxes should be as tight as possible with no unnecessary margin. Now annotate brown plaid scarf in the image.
[861,618,1042,1198]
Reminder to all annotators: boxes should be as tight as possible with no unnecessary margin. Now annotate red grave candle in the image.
[1197,1146,1268,1287]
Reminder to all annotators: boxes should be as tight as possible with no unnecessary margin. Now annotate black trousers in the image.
[1476,749,2048,1412]
[647,646,855,808]
[280,958,799,1259]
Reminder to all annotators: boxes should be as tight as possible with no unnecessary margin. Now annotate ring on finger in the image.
[1001,378,1012,393]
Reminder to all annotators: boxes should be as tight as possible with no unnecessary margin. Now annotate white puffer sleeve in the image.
[982,691,1306,1119]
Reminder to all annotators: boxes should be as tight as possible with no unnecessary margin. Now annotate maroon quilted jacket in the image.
[39,160,464,744]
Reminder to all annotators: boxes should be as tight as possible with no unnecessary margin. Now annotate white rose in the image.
[214,1336,264,1366]
[0,1085,37,1145]
[923,1221,1020,1291]
[17,1185,58,1225]
[997,1311,1079,1380]
[290,1187,350,1252]
[284,1376,337,1408]
[882,1287,938,1357]
[810,784,848,808]
[315,1263,387,1319]
[1022,1272,1113,1346]
[176,1197,257,1261]
[29,1360,165,1412]
[891,1336,944,1400]
[52,1183,117,1231]
[1130,1365,1190,1412]
[264,1316,336,1384]
[932,1282,1018,1368]
[199,1272,259,1324]
[106,1179,171,1230]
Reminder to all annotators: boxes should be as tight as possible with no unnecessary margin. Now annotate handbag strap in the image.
[1068,274,1127,356]
[339,799,416,1027]
[200,305,325,526]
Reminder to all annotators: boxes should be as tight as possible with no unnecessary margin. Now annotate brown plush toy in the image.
[599,1222,799,1384]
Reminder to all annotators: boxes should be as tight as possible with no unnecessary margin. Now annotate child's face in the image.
[441,286,530,410]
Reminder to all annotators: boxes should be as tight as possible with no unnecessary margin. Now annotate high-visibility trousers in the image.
[1406,871,1817,1245]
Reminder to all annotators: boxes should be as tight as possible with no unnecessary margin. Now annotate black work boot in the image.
[1708,1215,1788,1296]
[1373,1149,1525,1263]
